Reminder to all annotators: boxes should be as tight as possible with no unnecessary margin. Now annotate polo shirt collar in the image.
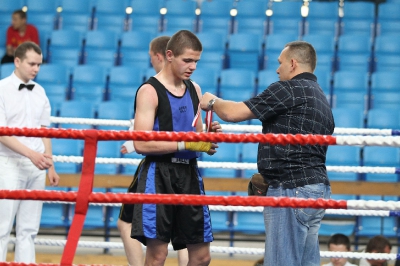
[291,72,317,82]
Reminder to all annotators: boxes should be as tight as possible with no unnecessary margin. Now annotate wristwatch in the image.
[207,98,218,111]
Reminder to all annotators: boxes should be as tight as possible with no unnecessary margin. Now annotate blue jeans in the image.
[263,183,331,266]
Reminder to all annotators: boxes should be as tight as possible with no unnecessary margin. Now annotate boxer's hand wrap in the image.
[177,141,212,152]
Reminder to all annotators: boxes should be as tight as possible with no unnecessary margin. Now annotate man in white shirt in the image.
[0,41,59,263]
[322,233,357,266]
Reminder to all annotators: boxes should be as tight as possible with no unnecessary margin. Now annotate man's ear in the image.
[290,59,297,71]
[14,57,20,68]
[166,50,173,62]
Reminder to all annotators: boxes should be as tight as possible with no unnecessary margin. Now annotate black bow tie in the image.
[19,84,35,91]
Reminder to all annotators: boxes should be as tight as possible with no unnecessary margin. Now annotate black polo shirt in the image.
[243,72,335,189]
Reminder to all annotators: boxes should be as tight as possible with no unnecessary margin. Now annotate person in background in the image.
[119,36,189,266]
[199,41,334,266]
[1,10,39,64]
[0,41,59,263]
[357,235,392,266]
[322,233,356,266]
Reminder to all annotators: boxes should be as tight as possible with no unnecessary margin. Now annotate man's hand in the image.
[210,121,222,133]
[47,166,60,186]
[28,151,53,170]
[200,92,218,111]
[206,143,219,156]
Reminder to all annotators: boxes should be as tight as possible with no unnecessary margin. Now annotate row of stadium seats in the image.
[1,0,399,36]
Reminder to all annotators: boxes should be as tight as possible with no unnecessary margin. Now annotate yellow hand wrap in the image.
[185,141,212,152]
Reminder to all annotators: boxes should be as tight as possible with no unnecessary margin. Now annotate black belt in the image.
[146,156,197,165]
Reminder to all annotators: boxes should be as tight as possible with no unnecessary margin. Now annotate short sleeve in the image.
[39,96,51,127]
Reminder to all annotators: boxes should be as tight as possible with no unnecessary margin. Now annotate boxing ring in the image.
[1,118,400,265]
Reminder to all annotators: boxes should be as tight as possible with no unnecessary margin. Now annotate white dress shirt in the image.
[0,72,50,157]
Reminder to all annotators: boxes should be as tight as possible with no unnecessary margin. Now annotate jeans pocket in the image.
[294,185,325,226]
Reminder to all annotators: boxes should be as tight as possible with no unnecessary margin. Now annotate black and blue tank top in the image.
[134,77,200,160]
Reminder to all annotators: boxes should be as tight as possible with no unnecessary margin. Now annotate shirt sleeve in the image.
[243,81,293,122]
[6,26,12,46]
[39,96,51,127]
[0,92,7,127]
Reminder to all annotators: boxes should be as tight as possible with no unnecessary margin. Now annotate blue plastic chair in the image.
[333,71,369,93]
[196,32,227,53]
[313,68,332,97]
[332,108,364,129]
[197,51,225,71]
[36,64,70,101]
[94,0,130,15]
[190,67,219,96]
[48,48,82,67]
[97,101,134,130]
[340,20,375,36]
[198,17,232,35]
[164,0,197,17]
[377,3,400,21]
[71,65,108,102]
[307,2,339,21]
[375,34,400,56]
[235,0,268,19]
[367,109,400,129]
[95,141,121,174]
[233,192,264,234]
[219,69,256,101]
[49,30,84,51]
[163,16,196,32]
[206,191,232,233]
[84,30,119,51]
[129,0,164,17]
[199,0,233,19]
[59,13,92,32]
[59,0,93,15]
[28,13,57,33]
[269,17,302,36]
[41,186,69,228]
[235,17,267,36]
[370,92,400,110]
[356,195,384,237]
[58,101,97,129]
[377,20,400,36]
[271,1,303,19]
[94,13,128,32]
[336,54,371,72]
[305,18,338,36]
[85,49,117,67]
[373,54,400,72]
[202,168,237,179]
[227,33,263,73]
[26,0,59,15]
[0,63,15,79]
[364,146,400,167]
[108,66,144,102]
[341,2,375,36]
[326,146,361,181]
[257,69,279,94]
[302,34,335,72]
[370,71,400,108]
[337,34,372,55]
[0,0,25,15]
[52,138,84,173]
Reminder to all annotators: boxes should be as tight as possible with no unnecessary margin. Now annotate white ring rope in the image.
[49,117,397,135]
[52,155,398,174]
[7,237,397,260]
[336,136,400,147]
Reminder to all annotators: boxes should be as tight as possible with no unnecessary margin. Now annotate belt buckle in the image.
[171,158,189,164]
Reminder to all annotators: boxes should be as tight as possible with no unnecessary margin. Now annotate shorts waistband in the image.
[146,156,197,165]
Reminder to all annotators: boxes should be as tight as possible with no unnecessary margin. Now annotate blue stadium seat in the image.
[196,32,227,53]
[365,173,399,183]
[28,13,57,33]
[84,49,117,67]
[163,16,196,32]
[198,17,232,35]
[377,20,400,36]
[93,0,130,15]
[199,0,232,33]
[336,34,372,72]
[48,48,82,67]
[332,108,364,129]
[48,29,84,52]
[375,34,400,57]
[377,3,400,22]
[0,0,25,16]
[370,71,400,109]
[190,68,219,96]
[97,101,134,131]
[313,68,332,97]
[257,69,279,94]
[307,2,339,22]
[235,17,267,36]
[305,18,338,36]
[269,18,302,36]
[326,145,361,181]
[270,1,303,19]
[59,0,93,16]
[356,195,385,237]
[94,13,128,32]
[84,30,119,52]
[41,186,69,228]
[59,13,92,32]
[108,65,144,102]
[26,0,59,15]
[52,139,83,173]
[219,69,256,101]
[202,168,237,178]
[233,192,264,234]
[129,0,164,17]
[264,34,299,70]
[206,191,232,232]
[364,146,400,167]
[58,101,97,129]
[71,65,108,102]
[197,51,225,71]
[332,71,368,109]
[36,64,70,102]
[340,2,375,36]
[95,141,121,174]
[370,92,400,110]
[0,63,15,79]
[227,33,263,73]
[120,30,154,51]
[120,148,144,175]
[235,0,268,19]
[367,109,400,129]
[373,54,400,72]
